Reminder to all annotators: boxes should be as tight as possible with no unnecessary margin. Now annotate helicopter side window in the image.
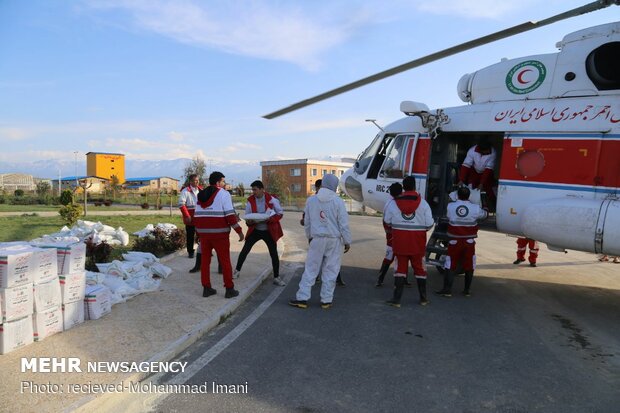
[355,132,383,175]
[366,135,394,179]
[380,135,406,179]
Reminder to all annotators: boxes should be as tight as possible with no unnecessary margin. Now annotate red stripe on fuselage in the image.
[499,137,620,188]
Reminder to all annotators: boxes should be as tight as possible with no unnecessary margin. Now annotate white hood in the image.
[317,187,337,202]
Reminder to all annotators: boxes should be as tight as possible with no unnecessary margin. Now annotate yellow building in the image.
[86,152,125,183]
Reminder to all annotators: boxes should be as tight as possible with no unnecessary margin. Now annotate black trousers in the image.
[236,230,279,278]
[185,225,196,254]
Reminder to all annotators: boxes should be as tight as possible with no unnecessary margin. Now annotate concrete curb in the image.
[67,238,286,413]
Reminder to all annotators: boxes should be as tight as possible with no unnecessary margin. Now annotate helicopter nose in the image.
[340,169,363,202]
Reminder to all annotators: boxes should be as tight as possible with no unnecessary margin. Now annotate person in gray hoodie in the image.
[289,174,352,309]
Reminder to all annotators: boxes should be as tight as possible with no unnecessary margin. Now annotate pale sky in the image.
[1,0,618,169]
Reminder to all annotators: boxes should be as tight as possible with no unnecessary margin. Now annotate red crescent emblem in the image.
[517,69,532,85]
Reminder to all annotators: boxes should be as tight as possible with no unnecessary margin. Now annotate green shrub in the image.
[60,189,73,206]
[132,227,186,257]
[14,189,24,197]
[84,239,113,272]
[59,203,83,226]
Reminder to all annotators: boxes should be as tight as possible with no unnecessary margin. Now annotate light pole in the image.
[73,151,78,191]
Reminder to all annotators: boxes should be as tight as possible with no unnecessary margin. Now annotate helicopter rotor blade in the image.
[263,0,618,119]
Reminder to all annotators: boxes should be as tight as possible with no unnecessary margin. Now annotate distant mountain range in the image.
[1,156,354,186]
[0,158,261,186]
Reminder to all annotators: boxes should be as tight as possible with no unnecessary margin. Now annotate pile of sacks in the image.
[88,251,172,306]
[32,220,130,246]
[133,223,178,238]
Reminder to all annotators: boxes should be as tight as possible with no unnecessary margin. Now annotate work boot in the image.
[435,270,455,297]
[417,278,429,306]
[288,300,308,309]
[336,273,346,287]
[387,277,405,307]
[463,271,474,296]
[202,286,216,297]
[189,253,201,273]
[225,288,239,298]
[513,259,525,265]
[376,262,390,287]
[529,262,537,267]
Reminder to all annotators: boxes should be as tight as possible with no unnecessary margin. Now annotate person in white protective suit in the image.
[289,174,352,309]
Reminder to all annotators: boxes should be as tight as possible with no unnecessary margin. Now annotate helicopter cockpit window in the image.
[354,132,382,175]
[380,134,406,179]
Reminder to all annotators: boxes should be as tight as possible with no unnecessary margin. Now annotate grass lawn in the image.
[0,214,185,243]
[0,204,176,213]
[0,204,61,212]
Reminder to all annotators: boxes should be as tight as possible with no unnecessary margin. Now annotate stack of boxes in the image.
[0,247,35,354]
[35,242,87,332]
[0,242,88,354]
[30,247,62,341]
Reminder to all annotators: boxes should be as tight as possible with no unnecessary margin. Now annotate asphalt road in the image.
[147,213,619,413]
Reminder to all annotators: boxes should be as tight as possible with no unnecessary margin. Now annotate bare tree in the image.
[110,175,121,199]
[182,156,208,187]
[36,181,51,196]
[236,182,245,197]
[264,171,287,197]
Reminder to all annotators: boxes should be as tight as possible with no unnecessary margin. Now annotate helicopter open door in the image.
[360,133,423,211]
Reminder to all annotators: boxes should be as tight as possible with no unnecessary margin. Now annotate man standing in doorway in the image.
[383,176,434,307]
[179,174,201,260]
[458,139,497,207]
[289,174,351,309]
[194,171,244,298]
[234,180,285,286]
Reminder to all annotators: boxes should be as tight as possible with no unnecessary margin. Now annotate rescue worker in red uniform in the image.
[383,176,434,307]
[376,182,403,287]
[436,186,488,297]
[458,140,497,207]
[193,171,244,298]
[235,180,285,286]
[178,174,202,260]
[514,237,539,267]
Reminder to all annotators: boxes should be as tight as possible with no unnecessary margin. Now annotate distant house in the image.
[123,176,179,193]
[260,159,353,196]
[52,176,110,193]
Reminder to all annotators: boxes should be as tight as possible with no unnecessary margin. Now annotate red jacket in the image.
[246,192,283,242]
[193,186,242,239]
[179,185,203,219]
[383,191,434,256]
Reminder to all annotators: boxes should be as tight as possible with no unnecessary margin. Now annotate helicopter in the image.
[264,1,620,262]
